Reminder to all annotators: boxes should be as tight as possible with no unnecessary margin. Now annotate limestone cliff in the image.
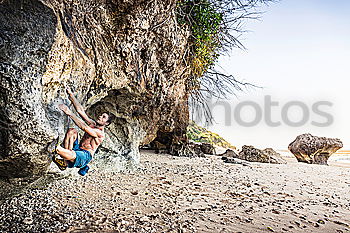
[0,0,191,199]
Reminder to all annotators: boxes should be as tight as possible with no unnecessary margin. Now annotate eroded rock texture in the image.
[0,0,190,199]
[200,143,215,155]
[219,149,239,158]
[231,146,286,164]
[288,133,343,165]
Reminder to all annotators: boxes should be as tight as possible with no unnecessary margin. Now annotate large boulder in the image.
[0,0,191,199]
[261,148,287,164]
[288,133,343,165]
[222,146,287,164]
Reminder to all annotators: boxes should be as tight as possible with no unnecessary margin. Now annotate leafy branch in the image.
[176,0,273,124]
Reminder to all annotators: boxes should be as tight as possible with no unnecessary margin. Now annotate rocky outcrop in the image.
[150,140,214,157]
[219,149,239,158]
[288,134,343,165]
[0,0,191,199]
[260,148,287,164]
[200,143,215,155]
[220,146,286,164]
[219,149,248,165]
[169,142,205,157]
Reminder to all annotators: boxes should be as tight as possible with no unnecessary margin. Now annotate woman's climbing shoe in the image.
[52,155,67,171]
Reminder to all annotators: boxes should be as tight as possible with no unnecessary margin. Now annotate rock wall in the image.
[0,0,191,199]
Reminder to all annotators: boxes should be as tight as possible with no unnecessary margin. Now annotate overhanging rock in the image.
[0,0,191,199]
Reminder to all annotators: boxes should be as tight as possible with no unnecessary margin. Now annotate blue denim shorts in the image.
[67,138,92,169]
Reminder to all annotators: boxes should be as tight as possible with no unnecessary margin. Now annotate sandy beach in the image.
[1,150,350,233]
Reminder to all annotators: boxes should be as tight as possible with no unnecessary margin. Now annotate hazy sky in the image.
[200,0,350,150]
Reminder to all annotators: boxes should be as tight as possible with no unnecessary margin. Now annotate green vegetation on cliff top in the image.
[187,121,236,149]
[177,0,271,125]
[177,0,223,80]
